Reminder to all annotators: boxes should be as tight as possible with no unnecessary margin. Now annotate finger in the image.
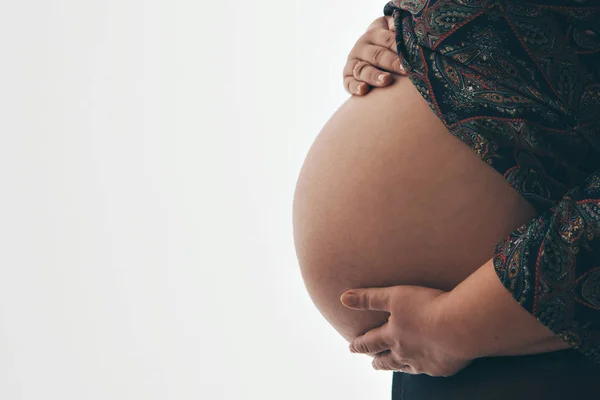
[349,30,404,76]
[366,16,396,33]
[366,16,396,35]
[343,75,370,96]
[368,28,398,53]
[358,43,405,77]
[356,59,395,87]
[344,39,406,77]
[372,351,407,372]
[344,59,390,88]
[366,16,388,32]
[345,30,405,83]
[364,29,406,75]
[349,324,391,355]
[341,288,390,311]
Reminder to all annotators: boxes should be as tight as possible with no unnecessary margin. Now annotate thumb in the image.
[340,287,390,311]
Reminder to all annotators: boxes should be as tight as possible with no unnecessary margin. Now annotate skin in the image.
[442,257,571,359]
[341,18,572,369]
[292,74,539,344]
[338,258,570,375]
[293,17,572,375]
[342,284,473,376]
[343,16,406,96]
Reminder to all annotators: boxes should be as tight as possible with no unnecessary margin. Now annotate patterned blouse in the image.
[383,0,600,363]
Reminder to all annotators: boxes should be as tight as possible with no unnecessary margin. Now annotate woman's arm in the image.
[441,257,571,360]
[443,156,600,363]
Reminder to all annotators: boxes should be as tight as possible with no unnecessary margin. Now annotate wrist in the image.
[432,289,476,361]
[441,258,572,359]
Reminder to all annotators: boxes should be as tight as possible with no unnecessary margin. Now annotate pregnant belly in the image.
[292,76,538,343]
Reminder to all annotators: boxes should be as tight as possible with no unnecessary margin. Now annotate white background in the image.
[0,1,394,399]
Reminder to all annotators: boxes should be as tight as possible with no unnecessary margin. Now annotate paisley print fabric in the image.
[383,0,600,363]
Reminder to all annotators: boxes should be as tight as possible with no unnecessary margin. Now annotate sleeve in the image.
[493,169,600,363]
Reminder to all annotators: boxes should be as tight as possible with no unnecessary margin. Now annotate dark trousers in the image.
[391,350,600,399]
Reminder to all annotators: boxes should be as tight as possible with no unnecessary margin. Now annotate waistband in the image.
[391,349,600,400]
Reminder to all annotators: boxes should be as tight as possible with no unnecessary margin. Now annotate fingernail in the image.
[357,83,365,94]
[377,74,386,83]
[341,292,357,307]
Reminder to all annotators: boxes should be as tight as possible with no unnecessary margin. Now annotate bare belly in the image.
[292,76,538,343]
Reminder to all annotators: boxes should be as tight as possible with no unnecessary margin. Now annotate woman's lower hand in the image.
[343,16,407,96]
[340,285,473,377]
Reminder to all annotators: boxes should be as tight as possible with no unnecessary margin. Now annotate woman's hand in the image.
[340,285,473,377]
[343,16,407,96]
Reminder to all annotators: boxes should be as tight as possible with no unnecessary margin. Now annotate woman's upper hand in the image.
[344,16,407,96]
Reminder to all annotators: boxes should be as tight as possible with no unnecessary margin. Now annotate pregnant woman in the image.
[292,1,600,399]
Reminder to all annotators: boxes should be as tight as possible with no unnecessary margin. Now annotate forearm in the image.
[442,257,571,359]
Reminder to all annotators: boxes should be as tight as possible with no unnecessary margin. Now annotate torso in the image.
[292,76,538,342]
